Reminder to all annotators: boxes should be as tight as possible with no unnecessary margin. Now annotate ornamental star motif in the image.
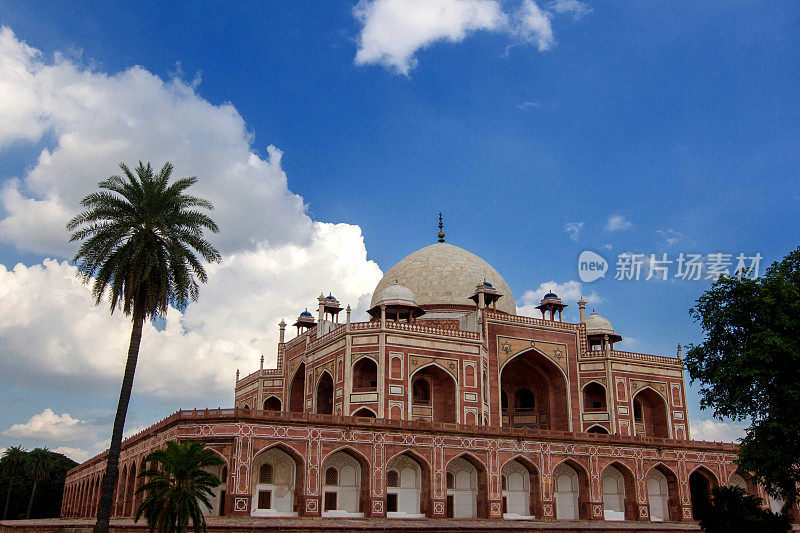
[554,349,564,359]
[501,342,512,354]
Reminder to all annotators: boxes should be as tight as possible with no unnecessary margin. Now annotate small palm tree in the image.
[67,162,220,533]
[24,448,53,519]
[1,446,27,519]
[134,441,224,533]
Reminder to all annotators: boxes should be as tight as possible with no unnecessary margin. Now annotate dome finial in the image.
[437,212,445,242]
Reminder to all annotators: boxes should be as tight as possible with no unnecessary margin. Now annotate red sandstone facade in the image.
[60,240,795,523]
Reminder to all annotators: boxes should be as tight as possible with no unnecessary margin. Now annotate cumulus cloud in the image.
[0,28,383,410]
[657,229,684,246]
[563,221,583,241]
[690,418,748,443]
[547,0,592,20]
[3,409,87,442]
[54,446,91,463]
[605,214,632,232]
[516,280,600,319]
[353,0,576,74]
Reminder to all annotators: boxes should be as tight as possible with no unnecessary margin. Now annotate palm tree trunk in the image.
[25,480,37,519]
[94,307,145,533]
[2,479,11,520]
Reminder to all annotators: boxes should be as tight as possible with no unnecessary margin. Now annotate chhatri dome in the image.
[370,216,516,315]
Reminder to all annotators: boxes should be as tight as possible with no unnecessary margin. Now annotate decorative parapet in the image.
[484,310,581,331]
[582,349,683,366]
[384,320,480,339]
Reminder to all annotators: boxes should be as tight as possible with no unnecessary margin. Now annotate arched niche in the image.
[321,448,370,517]
[647,464,679,522]
[263,396,282,412]
[386,452,431,518]
[316,371,334,415]
[410,364,457,423]
[445,454,488,518]
[501,457,540,519]
[500,349,569,430]
[201,451,228,517]
[352,407,376,418]
[632,387,670,439]
[583,381,607,412]
[352,357,378,392]
[689,467,718,520]
[601,462,636,521]
[552,460,590,520]
[250,445,304,517]
[289,362,306,413]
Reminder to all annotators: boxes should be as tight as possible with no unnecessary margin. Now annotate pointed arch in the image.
[288,362,306,413]
[315,370,334,415]
[552,458,591,519]
[352,356,378,392]
[263,396,282,411]
[689,466,718,520]
[251,443,305,516]
[582,381,608,412]
[632,386,670,439]
[445,453,488,518]
[321,446,371,516]
[116,464,128,516]
[385,449,432,517]
[351,406,377,418]
[501,455,542,517]
[586,424,610,434]
[646,463,680,521]
[500,348,570,431]
[601,461,637,520]
[409,362,458,424]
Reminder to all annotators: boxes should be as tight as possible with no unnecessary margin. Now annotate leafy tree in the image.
[24,448,54,519]
[699,485,790,533]
[1,446,27,519]
[686,246,800,506]
[67,162,220,532]
[134,441,223,533]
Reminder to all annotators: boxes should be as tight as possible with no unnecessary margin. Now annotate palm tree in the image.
[134,441,224,533]
[67,162,220,532]
[24,448,53,519]
[1,446,27,519]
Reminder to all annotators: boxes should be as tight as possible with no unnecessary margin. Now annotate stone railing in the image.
[384,320,480,339]
[485,310,580,331]
[607,350,682,366]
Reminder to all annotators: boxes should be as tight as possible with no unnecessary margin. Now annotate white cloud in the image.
[353,0,508,74]
[547,0,592,20]
[563,221,584,241]
[513,0,554,51]
[354,0,564,74]
[3,409,87,442]
[516,280,600,319]
[605,214,632,232]
[657,229,684,246]
[54,446,90,463]
[517,101,541,110]
[690,419,748,443]
[0,27,384,411]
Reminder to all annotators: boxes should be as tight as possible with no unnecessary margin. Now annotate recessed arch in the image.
[632,386,670,439]
[250,443,305,516]
[288,362,306,413]
[501,455,541,518]
[601,461,637,521]
[500,348,570,431]
[409,362,458,423]
[586,424,610,434]
[552,458,590,520]
[315,370,334,415]
[582,381,608,412]
[352,356,378,392]
[689,466,718,520]
[385,450,432,518]
[646,463,680,521]
[320,446,371,517]
[351,406,377,418]
[445,453,488,518]
[263,396,282,411]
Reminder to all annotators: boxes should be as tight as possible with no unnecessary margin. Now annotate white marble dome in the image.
[371,243,516,314]
[585,311,615,335]
[373,283,419,307]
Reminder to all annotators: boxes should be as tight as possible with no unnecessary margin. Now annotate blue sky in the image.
[0,0,797,460]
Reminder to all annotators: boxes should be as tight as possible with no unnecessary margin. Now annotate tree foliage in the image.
[134,441,223,533]
[0,447,76,520]
[67,162,220,533]
[699,486,790,533]
[686,246,800,505]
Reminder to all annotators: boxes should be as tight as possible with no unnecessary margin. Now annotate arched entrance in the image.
[316,371,334,415]
[202,457,228,516]
[583,382,607,412]
[410,364,456,423]
[501,458,540,518]
[689,467,717,520]
[647,464,679,522]
[352,357,378,391]
[500,350,569,430]
[601,463,636,521]
[289,363,306,413]
[352,407,376,418]
[321,449,369,517]
[263,396,281,411]
[386,452,430,518]
[445,455,488,518]
[632,388,670,438]
[553,461,589,520]
[250,446,303,517]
